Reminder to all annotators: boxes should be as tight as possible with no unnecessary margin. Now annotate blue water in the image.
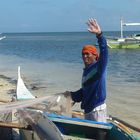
[0,32,140,86]
[0,32,96,63]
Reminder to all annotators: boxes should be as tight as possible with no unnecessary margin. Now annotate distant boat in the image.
[133,33,140,40]
[107,18,140,49]
[0,35,6,40]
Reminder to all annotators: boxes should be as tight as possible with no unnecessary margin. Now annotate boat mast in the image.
[120,18,123,38]
[121,18,140,38]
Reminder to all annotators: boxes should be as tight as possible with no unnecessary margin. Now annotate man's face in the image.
[82,52,97,67]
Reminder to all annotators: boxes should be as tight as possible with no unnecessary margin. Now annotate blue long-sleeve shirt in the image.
[71,34,108,113]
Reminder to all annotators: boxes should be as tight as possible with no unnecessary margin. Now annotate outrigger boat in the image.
[16,66,140,140]
[107,18,140,49]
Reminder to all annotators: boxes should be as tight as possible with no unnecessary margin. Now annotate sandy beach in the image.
[0,75,16,102]
[107,82,140,137]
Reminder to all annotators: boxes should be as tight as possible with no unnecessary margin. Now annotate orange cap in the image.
[82,45,99,60]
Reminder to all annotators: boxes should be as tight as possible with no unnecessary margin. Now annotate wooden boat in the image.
[107,18,140,49]
[19,110,140,140]
[16,66,140,140]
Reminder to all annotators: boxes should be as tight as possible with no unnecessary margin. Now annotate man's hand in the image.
[63,91,71,98]
[87,18,102,35]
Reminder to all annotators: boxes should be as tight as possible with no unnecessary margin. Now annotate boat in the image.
[0,36,6,40]
[19,110,140,140]
[16,66,140,140]
[132,33,140,40]
[107,18,140,49]
[0,34,6,40]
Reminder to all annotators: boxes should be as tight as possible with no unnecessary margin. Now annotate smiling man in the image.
[65,18,108,124]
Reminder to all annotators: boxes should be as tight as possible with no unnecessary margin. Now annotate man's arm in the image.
[71,88,83,102]
[63,88,83,103]
[97,35,108,74]
[87,18,108,74]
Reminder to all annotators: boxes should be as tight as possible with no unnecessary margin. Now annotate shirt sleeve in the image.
[71,88,83,102]
[97,34,108,75]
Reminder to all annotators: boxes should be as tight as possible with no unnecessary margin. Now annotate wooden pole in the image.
[0,122,32,130]
[109,115,140,133]
[0,99,12,103]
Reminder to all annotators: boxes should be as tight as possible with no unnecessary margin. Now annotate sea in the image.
[0,31,140,133]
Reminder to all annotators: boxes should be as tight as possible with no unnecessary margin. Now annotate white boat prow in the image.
[16,66,35,100]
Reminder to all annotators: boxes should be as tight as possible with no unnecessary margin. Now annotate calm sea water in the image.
[0,32,140,130]
[0,32,140,85]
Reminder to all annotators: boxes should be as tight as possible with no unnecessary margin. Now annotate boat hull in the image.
[107,39,140,49]
[46,113,139,140]
[19,112,140,140]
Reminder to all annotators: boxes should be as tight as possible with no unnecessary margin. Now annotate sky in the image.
[0,0,140,32]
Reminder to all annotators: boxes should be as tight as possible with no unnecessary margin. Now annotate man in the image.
[65,18,108,123]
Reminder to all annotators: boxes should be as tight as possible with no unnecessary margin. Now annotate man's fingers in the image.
[88,18,96,26]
